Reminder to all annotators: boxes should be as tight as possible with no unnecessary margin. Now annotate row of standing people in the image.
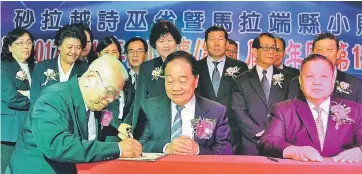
[2,19,362,173]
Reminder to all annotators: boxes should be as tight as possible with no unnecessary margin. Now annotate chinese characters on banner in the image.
[8,6,362,75]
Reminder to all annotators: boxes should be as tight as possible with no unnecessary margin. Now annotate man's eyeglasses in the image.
[258,46,276,52]
[128,49,145,56]
[276,48,284,52]
[93,71,121,100]
[226,49,238,54]
[14,41,33,47]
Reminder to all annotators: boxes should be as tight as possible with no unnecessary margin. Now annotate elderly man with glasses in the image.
[6,54,142,174]
[231,33,293,155]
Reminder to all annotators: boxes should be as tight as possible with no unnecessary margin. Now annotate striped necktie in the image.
[171,105,185,141]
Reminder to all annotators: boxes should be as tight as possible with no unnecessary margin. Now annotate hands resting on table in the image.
[283,146,362,163]
[166,136,199,155]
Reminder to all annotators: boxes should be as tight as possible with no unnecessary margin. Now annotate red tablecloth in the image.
[77,155,362,174]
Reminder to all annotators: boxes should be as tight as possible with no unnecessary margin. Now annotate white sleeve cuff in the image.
[163,143,170,154]
[118,143,122,157]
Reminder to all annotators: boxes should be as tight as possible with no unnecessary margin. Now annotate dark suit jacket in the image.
[131,57,165,137]
[139,95,232,155]
[30,56,89,106]
[9,76,119,174]
[288,70,362,104]
[101,75,135,142]
[260,96,362,158]
[283,64,300,78]
[231,66,292,155]
[196,56,248,154]
[1,59,34,142]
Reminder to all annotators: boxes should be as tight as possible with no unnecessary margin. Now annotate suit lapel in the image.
[248,67,267,105]
[149,57,164,98]
[10,61,31,89]
[68,77,88,139]
[267,67,283,108]
[333,70,346,97]
[69,60,83,78]
[194,96,210,144]
[294,97,320,148]
[217,58,230,99]
[156,96,172,141]
[199,58,217,99]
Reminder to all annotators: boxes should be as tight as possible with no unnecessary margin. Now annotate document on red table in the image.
[117,153,167,162]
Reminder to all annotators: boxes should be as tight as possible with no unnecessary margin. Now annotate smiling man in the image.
[139,51,232,155]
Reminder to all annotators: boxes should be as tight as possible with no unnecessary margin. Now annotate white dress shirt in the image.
[118,92,125,119]
[206,55,226,81]
[306,97,330,136]
[129,69,138,86]
[17,61,32,86]
[256,64,273,87]
[85,105,97,141]
[85,104,122,157]
[163,95,198,153]
[57,55,75,82]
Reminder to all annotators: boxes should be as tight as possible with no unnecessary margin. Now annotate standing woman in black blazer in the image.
[131,19,182,138]
[1,28,36,173]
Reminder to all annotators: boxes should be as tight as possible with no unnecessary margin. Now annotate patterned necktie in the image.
[171,105,185,141]
[315,106,325,151]
[134,73,138,89]
[212,61,221,96]
[261,70,270,102]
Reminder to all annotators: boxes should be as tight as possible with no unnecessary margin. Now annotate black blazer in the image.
[288,70,362,104]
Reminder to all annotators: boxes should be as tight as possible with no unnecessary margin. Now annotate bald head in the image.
[80,54,129,111]
[88,54,129,83]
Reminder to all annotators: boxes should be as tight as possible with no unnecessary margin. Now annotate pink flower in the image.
[101,109,113,127]
[16,70,27,81]
[191,118,216,140]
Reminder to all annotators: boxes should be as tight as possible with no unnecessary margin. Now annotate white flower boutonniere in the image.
[272,73,284,88]
[330,101,355,130]
[225,66,241,79]
[151,66,164,80]
[16,70,27,81]
[335,80,352,95]
[42,69,58,86]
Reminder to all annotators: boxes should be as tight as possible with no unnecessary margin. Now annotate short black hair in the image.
[205,25,228,42]
[312,32,340,51]
[75,23,97,62]
[149,19,181,49]
[95,36,122,59]
[125,37,148,53]
[300,53,334,73]
[252,32,275,49]
[55,24,86,49]
[163,50,198,77]
[227,39,238,48]
[1,27,35,64]
[275,37,286,51]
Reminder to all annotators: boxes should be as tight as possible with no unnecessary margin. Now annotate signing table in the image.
[77,155,362,174]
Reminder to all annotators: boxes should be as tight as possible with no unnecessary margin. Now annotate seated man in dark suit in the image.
[7,55,142,174]
[288,33,362,103]
[274,37,300,77]
[139,51,232,155]
[260,54,362,163]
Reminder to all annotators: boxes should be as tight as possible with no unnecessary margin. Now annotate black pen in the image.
[267,157,279,162]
